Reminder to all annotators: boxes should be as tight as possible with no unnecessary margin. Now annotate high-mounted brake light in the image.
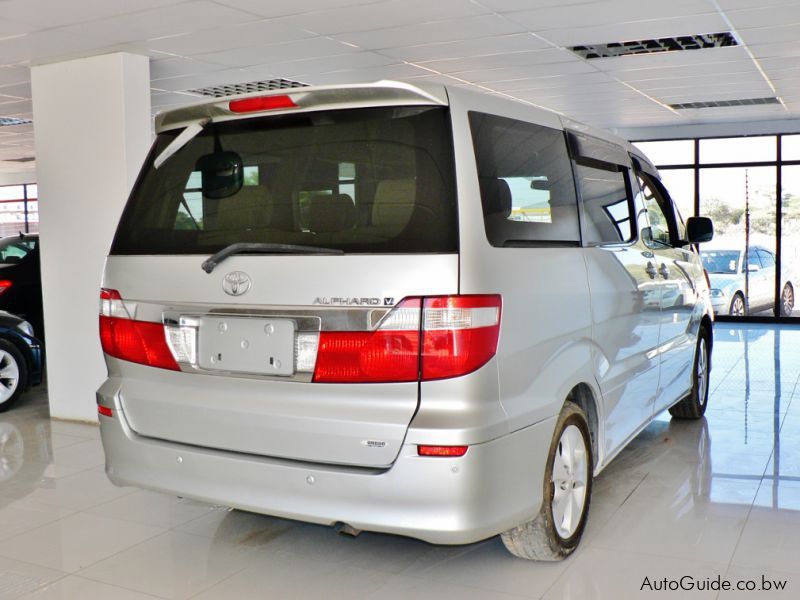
[312,295,501,383]
[99,288,179,371]
[228,95,297,114]
[418,445,468,457]
[0,280,13,296]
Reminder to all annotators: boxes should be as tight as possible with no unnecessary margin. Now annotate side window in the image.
[575,163,634,245]
[747,248,762,269]
[637,173,678,247]
[469,112,580,246]
[757,249,775,269]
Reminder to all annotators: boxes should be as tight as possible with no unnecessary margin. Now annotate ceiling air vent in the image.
[570,32,737,60]
[187,78,309,98]
[669,97,780,110]
[0,117,32,126]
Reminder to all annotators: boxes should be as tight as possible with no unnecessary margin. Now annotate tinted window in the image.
[468,112,580,247]
[112,107,457,255]
[576,164,634,245]
[702,250,740,274]
[0,237,36,264]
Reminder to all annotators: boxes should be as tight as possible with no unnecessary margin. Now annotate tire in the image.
[780,283,794,317]
[0,339,27,413]
[729,293,746,317]
[669,330,710,420]
[501,402,593,561]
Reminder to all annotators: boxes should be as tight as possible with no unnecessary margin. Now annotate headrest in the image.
[309,193,355,233]
[372,179,415,229]
[479,177,512,218]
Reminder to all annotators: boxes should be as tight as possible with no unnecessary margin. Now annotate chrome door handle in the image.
[659,263,670,279]
[645,262,657,279]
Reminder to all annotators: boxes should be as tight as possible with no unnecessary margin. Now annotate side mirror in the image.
[195,151,243,199]
[747,263,761,273]
[686,216,713,244]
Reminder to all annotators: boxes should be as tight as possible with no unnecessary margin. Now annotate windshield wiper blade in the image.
[202,242,344,273]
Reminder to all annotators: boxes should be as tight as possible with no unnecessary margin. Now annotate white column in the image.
[31,53,151,421]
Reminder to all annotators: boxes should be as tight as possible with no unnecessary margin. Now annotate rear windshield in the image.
[111,106,457,255]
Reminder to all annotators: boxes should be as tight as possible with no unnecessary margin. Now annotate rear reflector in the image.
[99,288,179,371]
[418,445,468,457]
[98,405,113,418]
[312,295,501,383]
[229,94,297,113]
[0,280,13,296]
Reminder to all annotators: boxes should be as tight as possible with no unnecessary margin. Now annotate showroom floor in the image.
[0,323,798,599]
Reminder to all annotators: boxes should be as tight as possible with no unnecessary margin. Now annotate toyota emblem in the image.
[222,271,252,296]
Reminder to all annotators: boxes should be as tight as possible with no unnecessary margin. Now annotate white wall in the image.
[31,53,151,422]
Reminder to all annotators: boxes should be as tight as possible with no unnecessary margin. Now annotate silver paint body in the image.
[98,81,713,544]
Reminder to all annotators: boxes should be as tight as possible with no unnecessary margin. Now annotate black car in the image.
[0,310,42,412]
[0,234,43,339]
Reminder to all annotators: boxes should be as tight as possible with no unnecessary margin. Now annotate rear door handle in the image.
[659,263,670,279]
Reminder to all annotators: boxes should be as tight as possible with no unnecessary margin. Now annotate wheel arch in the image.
[564,383,600,470]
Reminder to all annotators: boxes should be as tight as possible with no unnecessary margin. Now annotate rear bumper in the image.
[98,390,554,545]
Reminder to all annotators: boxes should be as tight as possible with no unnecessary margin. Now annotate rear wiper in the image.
[202,242,344,273]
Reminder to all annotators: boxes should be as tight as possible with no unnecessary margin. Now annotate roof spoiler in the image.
[155,80,448,133]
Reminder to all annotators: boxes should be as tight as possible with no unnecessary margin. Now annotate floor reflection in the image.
[1,323,800,599]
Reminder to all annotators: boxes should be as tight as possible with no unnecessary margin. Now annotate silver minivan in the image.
[97,81,714,560]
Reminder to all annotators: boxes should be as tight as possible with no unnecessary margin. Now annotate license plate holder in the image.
[197,317,295,376]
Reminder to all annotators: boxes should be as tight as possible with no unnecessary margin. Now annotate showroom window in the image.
[634,134,800,319]
[0,183,38,237]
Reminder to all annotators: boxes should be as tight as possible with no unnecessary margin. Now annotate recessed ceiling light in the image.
[186,78,309,98]
[570,32,737,60]
[669,97,780,110]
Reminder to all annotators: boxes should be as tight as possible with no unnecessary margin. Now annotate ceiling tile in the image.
[416,48,578,73]
[377,34,550,62]
[0,0,186,30]
[480,0,602,10]
[588,46,750,74]
[298,63,434,85]
[144,19,316,57]
[150,57,227,80]
[726,4,800,29]
[60,1,259,44]
[247,52,398,79]
[538,13,728,47]
[0,66,29,87]
[0,30,110,65]
[0,82,31,98]
[738,24,800,46]
[449,60,595,84]
[196,37,360,68]
[213,0,384,19]
[333,15,524,50]
[279,0,489,35]
[507,0,718,32]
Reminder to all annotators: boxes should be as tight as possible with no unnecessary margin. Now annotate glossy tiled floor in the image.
[1,323,799,599]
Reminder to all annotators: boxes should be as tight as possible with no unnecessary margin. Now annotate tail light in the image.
[229,94,297,113]
[313,295,501,383]
[99,288,179,371]
[0,280,13,296]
